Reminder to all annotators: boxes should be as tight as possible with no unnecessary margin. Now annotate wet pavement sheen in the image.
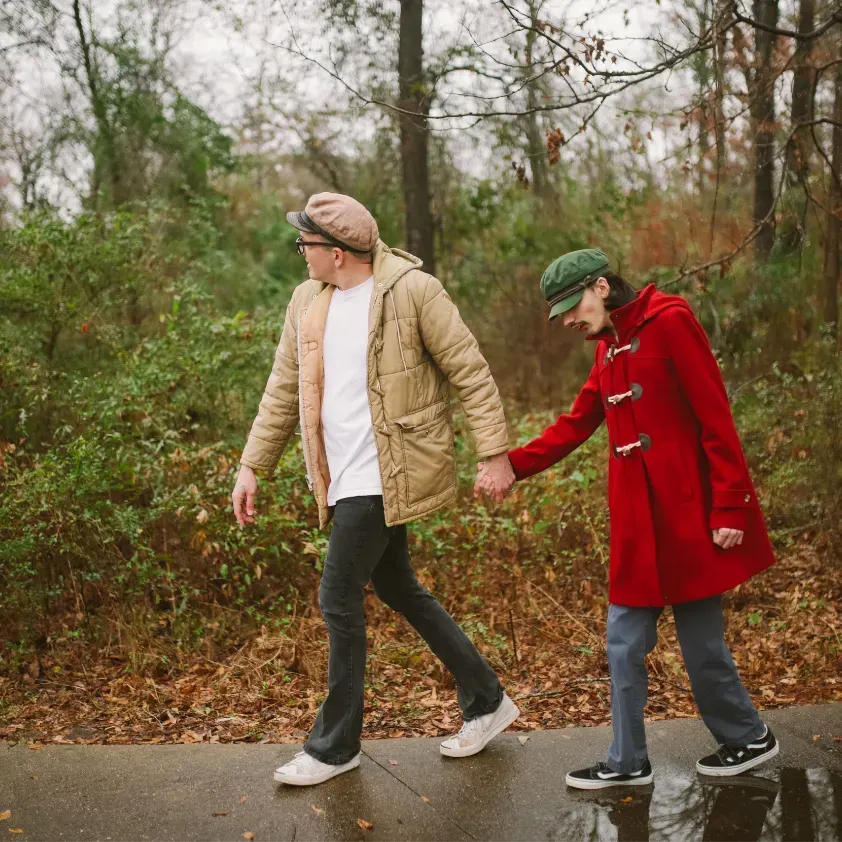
[3,703,841,841]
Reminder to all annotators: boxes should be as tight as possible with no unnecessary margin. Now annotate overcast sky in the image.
[0,0,718,209]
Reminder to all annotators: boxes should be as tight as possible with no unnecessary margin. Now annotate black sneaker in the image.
[696,726,779,776]
[565,759,654,790]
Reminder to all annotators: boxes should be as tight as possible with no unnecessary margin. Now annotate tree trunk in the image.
[789,0,815,185]
[397,0,435,274]
[751,0,779,262]
[72,0,120,207]
[823,44,842,338]
[712,0,729,179]
[523,10,550,197]
[782,0,816,253]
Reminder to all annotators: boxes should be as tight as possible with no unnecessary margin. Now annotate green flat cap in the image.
[541,248,611,320]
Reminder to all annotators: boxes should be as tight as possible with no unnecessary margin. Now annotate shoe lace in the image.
[453,718,484,744]
[290,750,319,771]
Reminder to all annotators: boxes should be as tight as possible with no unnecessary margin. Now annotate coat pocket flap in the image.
[712,489,753,508]
[392,402,447,431]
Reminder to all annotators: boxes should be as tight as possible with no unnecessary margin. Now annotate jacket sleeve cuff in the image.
[239,457,277,477]
[476,445,512,460]
[710,507,748,532]
[507,446,533,481]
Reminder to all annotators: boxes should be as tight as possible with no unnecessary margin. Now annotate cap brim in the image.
[549,289,584,321]
[286,211,320,234]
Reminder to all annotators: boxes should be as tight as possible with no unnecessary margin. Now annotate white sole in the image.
[440,698,521,758]
[565,771,654,790]
[696,741,779,777]
[274,755,360,786]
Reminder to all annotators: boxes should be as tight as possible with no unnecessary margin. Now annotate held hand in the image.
[712,527,744,550]
[232,465,258,527]
[473,454,515,503]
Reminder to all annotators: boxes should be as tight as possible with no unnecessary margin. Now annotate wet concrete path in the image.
[3,703,841,841]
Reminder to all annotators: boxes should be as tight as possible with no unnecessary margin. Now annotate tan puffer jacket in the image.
[240,241,509,527]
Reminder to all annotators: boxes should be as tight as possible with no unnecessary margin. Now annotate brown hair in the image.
[602,272,638,311]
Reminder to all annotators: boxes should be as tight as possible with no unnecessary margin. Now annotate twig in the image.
[515,674,692,700]
[508,607,520,669]
[525,580,602,643]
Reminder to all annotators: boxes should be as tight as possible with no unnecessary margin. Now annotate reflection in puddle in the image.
[554,768,842,841]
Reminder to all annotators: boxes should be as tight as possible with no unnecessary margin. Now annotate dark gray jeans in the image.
[304,496,504,765]
[607,594,766,773]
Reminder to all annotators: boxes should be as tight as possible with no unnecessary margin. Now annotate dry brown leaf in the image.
[310,804,324,816]
[0,813,10,822]
[27,744,43,751]
[356,818,373,831]
[621,796,633,804]
[243,833,254,840]
[420,796,431,803]
[212,811,229,817]
[813,734,821,741]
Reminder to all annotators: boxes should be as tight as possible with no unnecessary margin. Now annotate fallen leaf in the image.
[310,804,324,816]
[212,811,229,817]
[813,734,821,741]
[621,796,633,804]
[387,759,399,766]
[243,834,254,840]
[27,744,42,751]
[421,796,430,803]
[0,813,9,822]
[240,797,248,804]
[833,736,842,743]
[517,735,530,746]
[356,818,373,831]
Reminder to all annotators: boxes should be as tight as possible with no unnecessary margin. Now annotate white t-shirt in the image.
[321,276,383,506]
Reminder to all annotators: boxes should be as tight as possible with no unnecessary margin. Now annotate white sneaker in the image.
[440,692,520,758]
[273,750,361,786]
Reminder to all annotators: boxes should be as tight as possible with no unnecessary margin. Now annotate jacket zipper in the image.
[296,307,314,492]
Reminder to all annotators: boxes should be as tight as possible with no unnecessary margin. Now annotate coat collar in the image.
[588,283,693,344]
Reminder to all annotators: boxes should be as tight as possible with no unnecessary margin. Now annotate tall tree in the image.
[783,0,816,252]
[72,0,121,207]
[749,0,779,262]
[521,0,551,197]
[823,40,842,338]
[398,0,436,273]
[789,0,816,186]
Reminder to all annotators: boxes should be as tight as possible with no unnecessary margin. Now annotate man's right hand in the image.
[232,465,258,527]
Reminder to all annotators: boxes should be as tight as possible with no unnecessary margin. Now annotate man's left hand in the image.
[712,528,744,550]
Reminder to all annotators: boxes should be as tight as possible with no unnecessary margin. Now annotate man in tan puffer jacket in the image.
[231,193,518,786]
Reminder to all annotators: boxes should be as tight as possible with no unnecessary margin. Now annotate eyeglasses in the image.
[296,236,345,256]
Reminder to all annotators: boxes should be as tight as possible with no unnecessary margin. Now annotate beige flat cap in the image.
[286,192,379,252]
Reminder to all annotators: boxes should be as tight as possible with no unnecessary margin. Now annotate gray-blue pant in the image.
[607,594,766,773]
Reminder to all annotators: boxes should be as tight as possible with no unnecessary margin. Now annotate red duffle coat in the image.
[508,284,776,607]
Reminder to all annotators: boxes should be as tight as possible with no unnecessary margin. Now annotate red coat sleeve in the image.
[663,307,754,532]
[508,362,605,480]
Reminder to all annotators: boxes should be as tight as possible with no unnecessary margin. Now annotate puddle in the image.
[553,768,842,841]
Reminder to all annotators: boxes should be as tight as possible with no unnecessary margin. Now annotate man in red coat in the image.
[476,249,778,788]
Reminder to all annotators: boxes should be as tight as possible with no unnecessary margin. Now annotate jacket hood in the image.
[372,240,424,291]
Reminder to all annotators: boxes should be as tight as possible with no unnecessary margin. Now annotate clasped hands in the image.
[473,453,516,504]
